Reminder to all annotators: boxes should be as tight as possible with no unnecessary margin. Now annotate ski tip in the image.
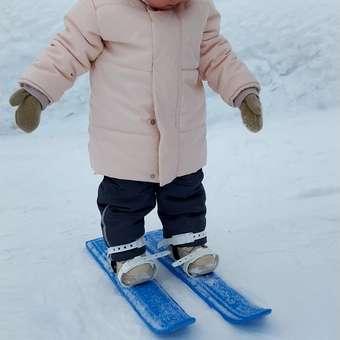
[256,307,272,318]
[231,307,272,325]
[151,316,196,335]
[262,308,272,318]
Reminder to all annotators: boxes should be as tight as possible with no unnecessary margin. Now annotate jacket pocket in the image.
[179,69,206,132]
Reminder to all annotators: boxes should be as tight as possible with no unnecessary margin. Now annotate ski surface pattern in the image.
[86,237,195,335]
[145,229,272,324]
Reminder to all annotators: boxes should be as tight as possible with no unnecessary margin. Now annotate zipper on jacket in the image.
[145,7,157,124]
[175,17,183,131]
[174,12,183,174]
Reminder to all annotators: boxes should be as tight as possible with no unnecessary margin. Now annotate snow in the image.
[0,0,339,339]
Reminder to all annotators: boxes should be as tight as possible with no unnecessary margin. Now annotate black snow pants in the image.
[97,168,207,262]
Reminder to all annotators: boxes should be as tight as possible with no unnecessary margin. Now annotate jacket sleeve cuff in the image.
[233,87,259,108]
[20,83,51,110]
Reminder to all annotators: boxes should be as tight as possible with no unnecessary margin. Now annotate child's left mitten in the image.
[240,94,263,133]
[9,89,42,133]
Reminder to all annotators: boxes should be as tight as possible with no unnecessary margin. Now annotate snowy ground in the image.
[1,1,339,340]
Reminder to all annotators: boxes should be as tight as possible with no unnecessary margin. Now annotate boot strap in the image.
[106,236,145,261]
[171,247,218,278]
[157,230,207,249]
[117,250,170,288]
[171,247,214,268]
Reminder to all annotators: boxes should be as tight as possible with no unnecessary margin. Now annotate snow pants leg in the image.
[155,168,207,247]
[97,176,156,262]
[96,168,207,262]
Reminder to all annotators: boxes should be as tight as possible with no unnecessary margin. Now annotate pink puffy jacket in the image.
[19,0,260,186]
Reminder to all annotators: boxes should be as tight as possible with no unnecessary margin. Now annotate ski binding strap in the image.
[172,247,219,277]
[106,236,145,260]
[157,230,207,249]
[117,250,171,288]
[172,247,215,267]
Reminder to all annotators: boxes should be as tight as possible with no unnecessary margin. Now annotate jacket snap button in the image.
[150,119,156,125]
[150,174,156,179]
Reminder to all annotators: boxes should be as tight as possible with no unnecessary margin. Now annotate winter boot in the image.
[157,231,219,277]
[115,255,157,287]
[172,244,219,277]
[107,236,170,288]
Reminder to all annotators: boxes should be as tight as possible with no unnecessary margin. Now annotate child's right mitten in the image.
[9,89,42,133]
[240,94,263,133]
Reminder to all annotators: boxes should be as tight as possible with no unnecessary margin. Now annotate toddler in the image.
[10,0,263,287]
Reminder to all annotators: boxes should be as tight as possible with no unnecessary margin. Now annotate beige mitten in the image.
[9,89,42,133]
[240,94,263,133]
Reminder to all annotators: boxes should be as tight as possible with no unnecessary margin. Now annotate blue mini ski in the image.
[145,229,272,324]
[86,237,195,335]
